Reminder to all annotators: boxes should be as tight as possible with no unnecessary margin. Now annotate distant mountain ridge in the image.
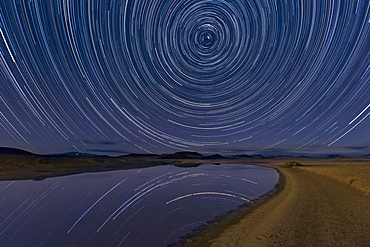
[203,154,225,159]
[161,152,204,159]
[47,152,100,157]
[0,147,369,159]
[123,153,160,158]
[323,154,349,159]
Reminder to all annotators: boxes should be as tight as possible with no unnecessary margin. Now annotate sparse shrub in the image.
[283,161,302,168]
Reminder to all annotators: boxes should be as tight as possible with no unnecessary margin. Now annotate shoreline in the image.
[174,164,286,247]
[177,161,370,246]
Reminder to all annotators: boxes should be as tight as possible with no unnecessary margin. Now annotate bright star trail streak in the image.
[67,179,126,234]
[166,191,250,204]
[0,1,369,155]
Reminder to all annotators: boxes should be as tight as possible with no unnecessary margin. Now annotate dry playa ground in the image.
[179,159,370,247]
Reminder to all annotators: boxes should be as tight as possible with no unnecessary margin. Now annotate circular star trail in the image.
[0,0,369,155]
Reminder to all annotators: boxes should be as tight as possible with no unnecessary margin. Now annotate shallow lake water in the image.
[0,163,278,246]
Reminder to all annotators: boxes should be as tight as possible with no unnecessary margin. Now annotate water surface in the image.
[0,163,278,246]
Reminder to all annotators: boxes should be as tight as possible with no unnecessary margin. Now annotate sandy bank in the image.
[179,162,370,247]
[297,159,370,196]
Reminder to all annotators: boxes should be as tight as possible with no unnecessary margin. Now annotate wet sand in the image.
[179,159,370,247]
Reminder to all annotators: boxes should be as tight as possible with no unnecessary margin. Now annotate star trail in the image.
[0,0,369,155]
[0,164,279,246]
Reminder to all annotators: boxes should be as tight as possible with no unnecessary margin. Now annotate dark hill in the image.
[124,153,160,158]
[324,154,348,159]
[47,152,99,157]
[162,152,204,159]
[234,154,253,158]
[251,154,269,159]
[203,154,225,159]
[0,147,35,155]
[359,154,370,159]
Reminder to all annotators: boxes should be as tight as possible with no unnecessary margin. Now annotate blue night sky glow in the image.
[0,0,369,156]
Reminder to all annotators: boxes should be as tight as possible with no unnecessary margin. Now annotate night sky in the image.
[0,0,369,156]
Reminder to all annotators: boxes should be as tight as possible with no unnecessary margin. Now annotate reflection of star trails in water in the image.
[240,178,258,184]
[166,192,250,204]
[132,207,183,246]
[0,181,14,192]
[117,232,130,247]
[67,179,126,234]
[1,181,60,236]
[162,221,207,245]
[0,164,279,246]
[94,170,256,233]
[134,170,175,192]
[96,172,206,232]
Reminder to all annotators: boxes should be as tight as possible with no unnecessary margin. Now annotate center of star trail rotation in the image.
[0,1,369,155]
